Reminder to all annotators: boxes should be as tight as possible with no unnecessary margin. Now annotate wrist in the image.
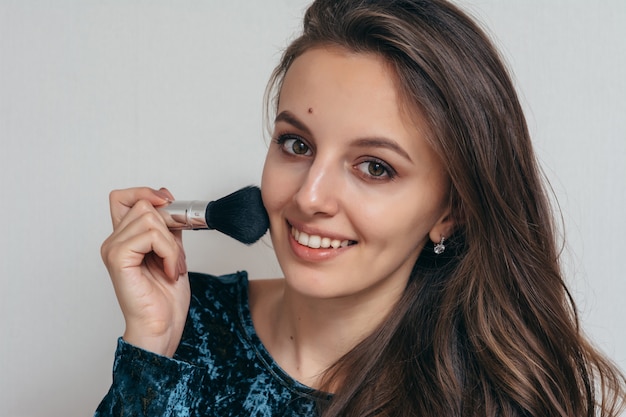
[123,327,182,357]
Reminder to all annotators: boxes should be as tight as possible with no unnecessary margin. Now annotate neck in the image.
[251,278,404,389]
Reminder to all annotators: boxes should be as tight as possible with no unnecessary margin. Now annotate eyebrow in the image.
[275,111,312,136]
[274,110,413,163]
[352,138,413,163]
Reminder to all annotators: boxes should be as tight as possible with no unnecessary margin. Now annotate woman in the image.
[96,0,626,416]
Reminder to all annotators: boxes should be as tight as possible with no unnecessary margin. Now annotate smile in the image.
[290,226,356,249]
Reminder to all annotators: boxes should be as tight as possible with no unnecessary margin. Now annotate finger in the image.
[103,208,182,276]
[158,187,175,202]
[109,208,176,255]
[109,187,173,228]
[112,199,174,238]
[105,225,182,281]
[171,229,188,276]
[139,228,182,281]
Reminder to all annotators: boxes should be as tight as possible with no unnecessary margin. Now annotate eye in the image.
[356,159,396,180]
[276,134,312,156]
[366,162,386,177]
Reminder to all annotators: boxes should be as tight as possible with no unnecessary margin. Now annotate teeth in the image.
[308,235,321,248]
[292,227,351,249]
[297,231,309,246]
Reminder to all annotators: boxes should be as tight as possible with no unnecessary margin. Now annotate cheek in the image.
[355,191,442,248]
[261,161,278,213]
[261,155,293,214]
[359,206,422,240]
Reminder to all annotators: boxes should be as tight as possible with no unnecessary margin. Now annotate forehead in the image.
[282,48,394,123]
[280,46,396,105]
[279,46,429,133]
[278,46,431,144]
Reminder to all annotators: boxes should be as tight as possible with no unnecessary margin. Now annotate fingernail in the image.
[155,189,173,203]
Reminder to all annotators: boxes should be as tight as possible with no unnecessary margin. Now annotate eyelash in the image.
[356,158,397,180]
[274,133,312,156]
[273,133,397,181]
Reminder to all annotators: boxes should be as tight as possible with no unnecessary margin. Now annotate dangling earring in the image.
[434,236,446,255]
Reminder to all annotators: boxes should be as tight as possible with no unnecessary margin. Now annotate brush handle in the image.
[159,201,211,230]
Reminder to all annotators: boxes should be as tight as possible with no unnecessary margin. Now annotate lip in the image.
[286,220,356,262]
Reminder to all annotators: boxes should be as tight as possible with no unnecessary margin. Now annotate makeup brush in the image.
[159,185,269,245]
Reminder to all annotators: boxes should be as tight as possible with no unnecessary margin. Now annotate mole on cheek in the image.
[308,107,314,114]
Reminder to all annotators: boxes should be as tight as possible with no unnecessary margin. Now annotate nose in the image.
[293,158,340,217]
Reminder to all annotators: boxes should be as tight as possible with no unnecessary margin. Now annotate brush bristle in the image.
[205,186,269,244]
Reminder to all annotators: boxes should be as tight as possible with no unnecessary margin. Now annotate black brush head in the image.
[205,186,269,244]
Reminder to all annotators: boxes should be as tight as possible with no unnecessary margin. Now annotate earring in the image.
[434,236,446,255]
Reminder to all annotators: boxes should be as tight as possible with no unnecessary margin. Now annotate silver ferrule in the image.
[159,200,210,230]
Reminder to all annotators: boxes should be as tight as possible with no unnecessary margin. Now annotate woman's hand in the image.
[101,187,190,357]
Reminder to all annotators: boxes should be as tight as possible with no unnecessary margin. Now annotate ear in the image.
[428,208,456,244]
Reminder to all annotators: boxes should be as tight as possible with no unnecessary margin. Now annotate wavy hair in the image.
[265,1,626,416]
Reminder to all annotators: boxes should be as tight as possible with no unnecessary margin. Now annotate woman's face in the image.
[262,47,452,302]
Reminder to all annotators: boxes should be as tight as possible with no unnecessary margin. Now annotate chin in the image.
[280,264,355,299]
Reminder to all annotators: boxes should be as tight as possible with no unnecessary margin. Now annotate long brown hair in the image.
[265,1,626,416]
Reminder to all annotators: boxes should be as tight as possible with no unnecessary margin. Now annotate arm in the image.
[95,339,205,417]
[96,187,196,415]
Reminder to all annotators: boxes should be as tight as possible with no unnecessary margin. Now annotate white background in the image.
[1,1,624,416]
